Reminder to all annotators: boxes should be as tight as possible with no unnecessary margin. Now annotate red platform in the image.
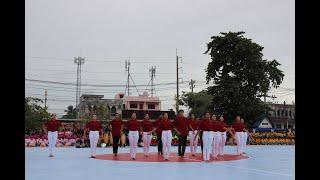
[95,152,249,162]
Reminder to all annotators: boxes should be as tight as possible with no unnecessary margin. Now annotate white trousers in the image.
[242,132,248,152]
[161,130,172,159]
[202,131,213,161]
[142,132,152,155]
[129,131,139,158]
[219,132,227,155]
[89,131,100,156]
[188,130,198,155]
[212,131,221,158]
[235,132,245,154]
[48,131,58,155]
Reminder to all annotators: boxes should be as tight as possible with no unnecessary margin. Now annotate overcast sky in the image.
[25,0,295,116]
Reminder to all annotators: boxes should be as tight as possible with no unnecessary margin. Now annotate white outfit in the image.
[128,131,139,158]
[142,132,152,155]
[48,131,58,155]
[212,131,221,158]
[161,130,172,160]
[242,131,248,153]
[219,131,227,155]
[89,131,100,156]
[235,132,244,155]
[188,130,198,155]
[202,131,213,161]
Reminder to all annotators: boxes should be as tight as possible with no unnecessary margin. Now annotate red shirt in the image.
[126,119,141,131]
[242,123,247,132]
[110,119,123,136]
[212,121,222,132]
[153,118,163,135]
[45,119,61,132]
[199,119,214,131]
[141,119,154,132]
[218,121,228,132]
[188,119,199,131]
[86,120,103,131]
[174,116,189,136]
[159,119,174,130]
[233,122,245,132]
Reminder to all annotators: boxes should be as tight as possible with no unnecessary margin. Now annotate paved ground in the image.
[25,145,295,180]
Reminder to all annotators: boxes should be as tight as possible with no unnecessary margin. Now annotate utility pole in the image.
[258,93,277,114]
[149,66,156,97]
[125,60,131,96]
[74,56,85,119]
[189,79,195,93]
[176,49,182,114]
[44,89,47,109]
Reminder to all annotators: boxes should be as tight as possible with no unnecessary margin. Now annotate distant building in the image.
[122,91,161,111]
[268,102,295,130]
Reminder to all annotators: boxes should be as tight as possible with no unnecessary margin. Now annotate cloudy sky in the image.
[25,0,295,116]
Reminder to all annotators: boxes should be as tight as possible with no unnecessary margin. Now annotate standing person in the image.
[231,116,246,155]
[241,118,248,154]
[199,115,205,154]
[158,113,174,161]
[173,109,189,157]
[218,115,229,156]
[83,114,103,158]
[199,112,214,161]
[109,113,123,156]
[125,112,141,160]
[140,113,154,157]
[188,114,199,156]
[153,114,163,155]
[44,114,61,157]
[211,114,222,160]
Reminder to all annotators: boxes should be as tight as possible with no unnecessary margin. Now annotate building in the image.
[268,102,295,130]
[252,115,274,132]
[122,91,161,111]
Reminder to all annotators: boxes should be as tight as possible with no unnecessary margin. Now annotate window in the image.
[262,123,269,125]
[148,104,155,109]
[281,110,284,117]
[139,104,143,109]
[276,124,282,129]
[277,110,280,116]
[130,103,138,109]
[285,110,288,117]
[119,94,124,98]
[289,111,292,117]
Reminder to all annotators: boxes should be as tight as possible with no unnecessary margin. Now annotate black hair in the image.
[178,109,184,113]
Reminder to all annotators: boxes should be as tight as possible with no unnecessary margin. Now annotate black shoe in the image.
[90,156,96,158]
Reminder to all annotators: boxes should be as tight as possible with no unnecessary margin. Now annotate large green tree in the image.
[204,31,284,126]
[180,90,213,118]
[62,105,76,119]
[25,97,50,133]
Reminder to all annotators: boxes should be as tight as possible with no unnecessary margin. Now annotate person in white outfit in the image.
[241,118,248,154]
[140,113,154,157]
[44,114,62,157]
[83,114,103,158]
[218,115,229,156]
[199,112,214,162]
[187,114,199,156]
[211,114,222,160]
[126,112,141,160]
[231,116,246,155]
[151,113,174,161]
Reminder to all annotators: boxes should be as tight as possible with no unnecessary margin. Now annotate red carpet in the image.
[95,152,249,162]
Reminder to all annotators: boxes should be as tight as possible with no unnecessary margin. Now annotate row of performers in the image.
[44,110,248,161]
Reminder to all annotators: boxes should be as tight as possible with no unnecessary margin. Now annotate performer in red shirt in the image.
[241,118,248,154]
[151,112,174,160]
[125,112,141,160]
[140,113,154,157]
[231,116,246,155]
[188,114,199,156]
[173,109,189,157]
[211,114,223,160]
[218,115,229,156]
[84,114,103,158]
[109,113,123,156]
[153,114,163,155]
[199,112,214,161]
[44,114,61,157]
